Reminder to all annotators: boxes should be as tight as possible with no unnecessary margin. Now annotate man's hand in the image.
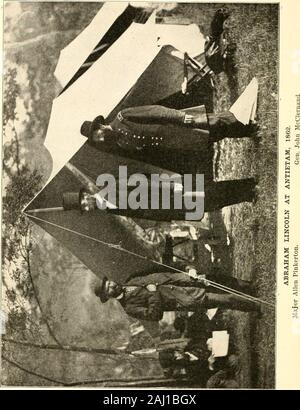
[185,267,198,279]
[205,42,220,59]
[174,352,184,361]
[197,274,210,287]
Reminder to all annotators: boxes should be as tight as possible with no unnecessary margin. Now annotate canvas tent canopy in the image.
[25,7,213,286]
[55,2,155,93]
[55,2,206,92]
[44,13,209,186]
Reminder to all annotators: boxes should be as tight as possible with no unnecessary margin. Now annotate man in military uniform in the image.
[80,104,257,153]
[94,271,261,322]
[78,104,258,217]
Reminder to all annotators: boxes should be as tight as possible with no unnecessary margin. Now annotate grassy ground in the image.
[215,4,277,389]
[171,3,278,388]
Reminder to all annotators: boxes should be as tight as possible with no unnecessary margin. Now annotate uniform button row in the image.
[117,128,164,144]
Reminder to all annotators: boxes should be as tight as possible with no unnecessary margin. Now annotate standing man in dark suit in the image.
[62,175,256,221]
[94,271,260,322]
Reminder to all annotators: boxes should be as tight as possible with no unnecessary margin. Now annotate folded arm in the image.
[124,291,164,321]
[156,271,205,288]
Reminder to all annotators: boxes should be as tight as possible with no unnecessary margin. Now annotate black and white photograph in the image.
[1,0,288,390]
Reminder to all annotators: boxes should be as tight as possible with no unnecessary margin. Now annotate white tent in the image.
[44,13,207,186]
[45,19,161,185]
[54,2,206,88]
[54,2,129,88]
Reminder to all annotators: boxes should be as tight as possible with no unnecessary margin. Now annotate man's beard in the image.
[93,128,116,146]
[110,283,123,298]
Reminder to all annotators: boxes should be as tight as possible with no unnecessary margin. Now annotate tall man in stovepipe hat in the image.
[61,175,257,221]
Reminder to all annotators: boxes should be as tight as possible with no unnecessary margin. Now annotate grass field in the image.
[171,3,278,388]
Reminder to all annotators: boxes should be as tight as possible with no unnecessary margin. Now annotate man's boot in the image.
[204,292,262,314]
[207,111,259,141]
[204,178,257,211]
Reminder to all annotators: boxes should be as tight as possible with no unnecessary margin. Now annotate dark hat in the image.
[80,115,105,140]
[62,188,86,212]
[95,276,109,303]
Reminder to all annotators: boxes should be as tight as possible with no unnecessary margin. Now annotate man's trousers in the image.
[202,291,260,312]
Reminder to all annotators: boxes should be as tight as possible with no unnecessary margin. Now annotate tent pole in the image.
[26,207,64,213]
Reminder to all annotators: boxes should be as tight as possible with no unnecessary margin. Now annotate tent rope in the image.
[25,212,274,308]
